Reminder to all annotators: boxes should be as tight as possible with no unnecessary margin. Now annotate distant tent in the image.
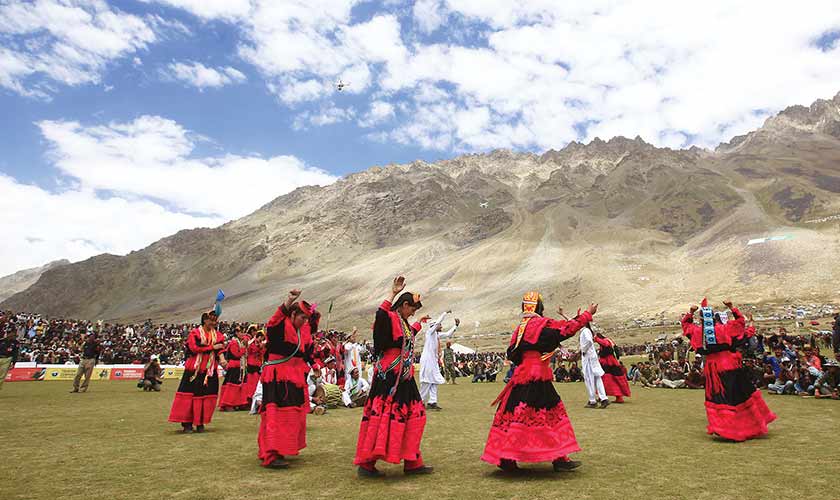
[450,343,475,354]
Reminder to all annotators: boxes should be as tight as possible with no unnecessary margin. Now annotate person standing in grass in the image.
[0,326,19,390]
[243,327,266,406]
[681,298,776,441]
[257,290,317,469]
[168,310,225,433]
[354,276,433,478]
[218,325,249,411]
[70,332,100,393]
[419,311,459,411]
[481,292,597,473]
[594,330,631,403]
[579,319,607,408]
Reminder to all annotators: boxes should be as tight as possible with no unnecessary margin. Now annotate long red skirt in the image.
[258,357,308,466]
[354,348,426,466]
[481,352,580,466]
[243,365,261,402]
[703,351,776,441]
[168,370,218,426]
[599,354,631,397]
[219,366,249,409]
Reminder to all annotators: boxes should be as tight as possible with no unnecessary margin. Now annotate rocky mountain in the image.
[0,259,69,302]
[4,92,840,333]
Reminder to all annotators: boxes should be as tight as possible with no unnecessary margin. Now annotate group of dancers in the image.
[166,275,777,475]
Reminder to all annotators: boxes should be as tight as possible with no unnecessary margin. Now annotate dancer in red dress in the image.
[481,292,597,472]
[168,310,225,433]
[354,276,433,477]
[681,299,776,441]
[594,332,631,403]
[243,326,265,405]
[258,289,316,469]
[218,325,250,411]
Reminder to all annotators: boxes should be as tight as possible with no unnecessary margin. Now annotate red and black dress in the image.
[168,326,224,428]
[595,334,631,400]
[354,301,426,470]
[243,338,265,404]
[258,304,314,467]
[218,337,249,410]
[681,307,776,441]
[481,312,591,467]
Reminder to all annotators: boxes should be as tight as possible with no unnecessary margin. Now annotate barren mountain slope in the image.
[4,92,840,334]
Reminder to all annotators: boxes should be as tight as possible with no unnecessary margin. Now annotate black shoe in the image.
[195,425,205,433]
[584,401,598,409]
[268,458,289,469]
[357,466,384,478]
[404,465,434,475]
[498,459,520,472]
[181,424,193,434]
[598,399,610,409]
[553,459,582,471]
[427,403,442,411]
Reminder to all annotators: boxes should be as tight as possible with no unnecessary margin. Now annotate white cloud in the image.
[413,0,447,34]
[0,114,338,276]
[143,0,251,21]
[0,0,158,97]
[165,60,246,89]
[293,104,356,130]
[37,115,337,219]
[358,100,394,128]
[152,0,840,152]
[0,174,223,277]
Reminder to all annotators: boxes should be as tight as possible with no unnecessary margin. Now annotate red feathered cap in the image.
[701,297,708,308]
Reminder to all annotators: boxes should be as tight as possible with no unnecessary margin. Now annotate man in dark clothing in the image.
[71,333,100,393]
[833,314,840,354]
[0,328,20,390]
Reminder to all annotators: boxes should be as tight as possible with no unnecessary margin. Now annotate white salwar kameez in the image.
[579,326,607,403]
[419,312,457,404]
[341,376,370,407]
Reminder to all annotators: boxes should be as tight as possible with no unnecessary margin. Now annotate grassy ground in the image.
[1,379,838,500]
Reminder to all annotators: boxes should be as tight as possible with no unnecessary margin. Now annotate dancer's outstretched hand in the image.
[392,276,406,295]
[419,315,431,323]
[587,303,598,315]
[288,289,302,301]
[723,300,733,309]
[455,318,460,326]
[690,305,699,314]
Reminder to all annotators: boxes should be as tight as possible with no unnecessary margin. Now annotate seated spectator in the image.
[685,358,704,389]
[472,360,486,383]
[554,364,569,382]
[768,357,797,395]
[761,363,776,388]
[795,365,816,396]
[814,359,840,399]
[141,355,163,392]
[660,361,686,389]
[567,362,582,382]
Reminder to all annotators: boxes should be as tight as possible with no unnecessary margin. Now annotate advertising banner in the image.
[4,367,46,382]
[109,367,146,380]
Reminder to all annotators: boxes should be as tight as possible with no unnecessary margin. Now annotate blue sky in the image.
[1,0,840,277]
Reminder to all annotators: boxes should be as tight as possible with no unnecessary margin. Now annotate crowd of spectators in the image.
[2,309,838,401]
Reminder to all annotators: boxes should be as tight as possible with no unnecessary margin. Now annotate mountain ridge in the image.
[4,91,840,334]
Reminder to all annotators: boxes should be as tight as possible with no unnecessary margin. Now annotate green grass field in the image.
[1,379,837,500]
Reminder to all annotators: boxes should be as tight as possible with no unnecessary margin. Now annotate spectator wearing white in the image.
[342,367,370,407]
[579,322,607,408]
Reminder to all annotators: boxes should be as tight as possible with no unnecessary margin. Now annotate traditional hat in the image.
[521,291,542,314]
